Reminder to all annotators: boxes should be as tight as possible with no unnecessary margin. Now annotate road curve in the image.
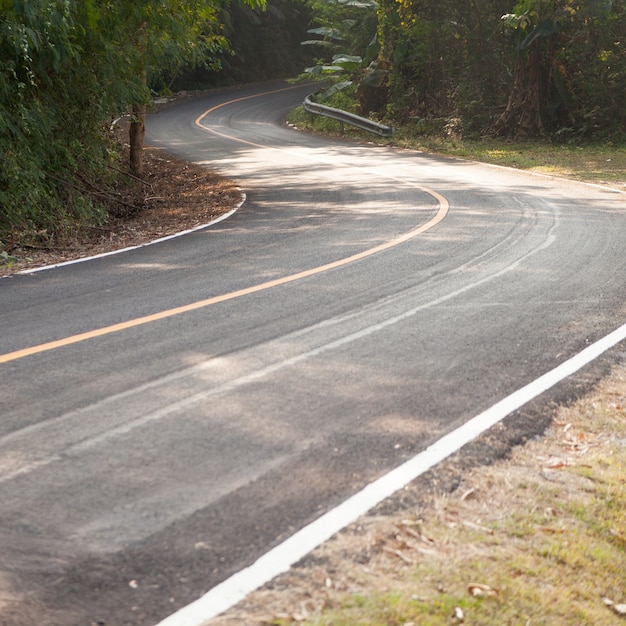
[0,82,624,626]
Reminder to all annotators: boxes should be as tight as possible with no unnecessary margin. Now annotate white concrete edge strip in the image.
[156,321,626,626]
[15,194,245,276]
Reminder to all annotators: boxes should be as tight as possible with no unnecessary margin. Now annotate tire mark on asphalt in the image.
[0,86,450,365]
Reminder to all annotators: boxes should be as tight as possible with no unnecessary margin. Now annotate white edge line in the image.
[156,321,626,626]
[13,193,245,276]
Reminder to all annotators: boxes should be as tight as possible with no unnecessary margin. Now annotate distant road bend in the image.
[0,82,624,626]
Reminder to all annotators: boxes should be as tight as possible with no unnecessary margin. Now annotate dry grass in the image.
[388,136,626,189]
[288,107,626,189]
[209,364,626,625]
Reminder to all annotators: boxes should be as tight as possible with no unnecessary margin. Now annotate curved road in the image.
[0,82,624,625]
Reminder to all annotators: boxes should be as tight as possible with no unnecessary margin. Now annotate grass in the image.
[292,372,626,626]
[287,106,626,188]
[211,366,626,626]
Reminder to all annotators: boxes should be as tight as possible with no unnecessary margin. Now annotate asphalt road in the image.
[0,82,624,626]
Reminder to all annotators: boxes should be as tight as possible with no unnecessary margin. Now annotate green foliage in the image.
[0,0,265,247]
[304,0,377,59]
[170,0,314,89]
[301,0,626,138]
[0,0,105,243]
[299,0,383,113]
[496,0,626,137]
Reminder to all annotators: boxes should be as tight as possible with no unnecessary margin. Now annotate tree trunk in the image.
[495,46,545,138]
[129,103,146,177]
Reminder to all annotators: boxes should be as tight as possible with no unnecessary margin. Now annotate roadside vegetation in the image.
[287,105,626,188]
[208,364,626,626]
[392,137,626,188]
[298,0,626,142]
[289,0,626,187]
[0,0,311,257]
[2,0,624,259]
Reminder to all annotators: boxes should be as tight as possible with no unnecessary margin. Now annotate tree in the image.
[0,0,265,245]
[87,0,237,175]
[360,0,514,129]
[0,0,102,242]
[301,0,383,114]
[497,0,625,137]
[303,0,625,138]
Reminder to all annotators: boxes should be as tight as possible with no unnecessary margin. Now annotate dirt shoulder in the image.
[0,146,241,278]
[208,361,625,626]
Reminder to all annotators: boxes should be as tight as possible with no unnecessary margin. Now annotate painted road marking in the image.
[156,321,626,626]
[0,206,560,467]
[0,193,448,365]
[1,86,449,365]
[16,202,244,276]
[195,84,305,130]
[6,84,305,280]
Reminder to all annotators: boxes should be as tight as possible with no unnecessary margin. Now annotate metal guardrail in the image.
[303,94,394,138]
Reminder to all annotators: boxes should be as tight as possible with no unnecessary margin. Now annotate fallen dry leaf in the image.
[382,546,413,564]
[468,583,498,597]
[269,612,307,623]
[543,459,572,469]
[543,459,592,470]
[398,520,435,544]
[410,543,437,556]
[603,597,626,616]
[460,487,476,501]
[462,520,494,535]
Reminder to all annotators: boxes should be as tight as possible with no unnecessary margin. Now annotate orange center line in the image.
[1,88,450,365]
